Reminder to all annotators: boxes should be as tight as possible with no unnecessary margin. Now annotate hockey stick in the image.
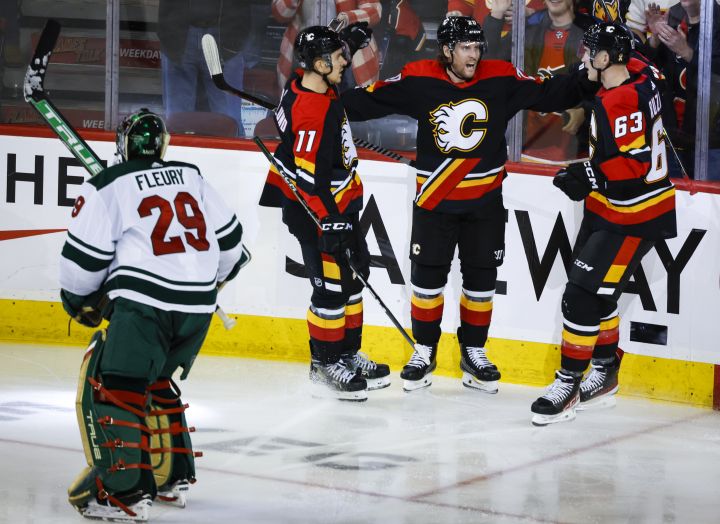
[253,136,416,350]
[663,130,696,195]
[25,20,236,330]
[24,20,104,176]
[200,34,414,166]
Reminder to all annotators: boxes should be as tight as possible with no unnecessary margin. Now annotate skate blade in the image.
[531,408,577,427]
[366,376,391,391]
[79,498,152,522]
[402,374,433,392]
[461,373,499,394]
[310,382,368,402]
[577,391,618,412]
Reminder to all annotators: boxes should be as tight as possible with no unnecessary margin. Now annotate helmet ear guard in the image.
[116,108,170,162]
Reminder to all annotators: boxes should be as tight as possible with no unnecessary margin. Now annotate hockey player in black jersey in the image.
[341,16,601,393]
[259,25,390,401]
[531,23,677,426]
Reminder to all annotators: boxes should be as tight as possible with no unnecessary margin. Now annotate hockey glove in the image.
[60,289,104,328]
[318,215,354,257]
[340,22,372,57]
[553,161,606,201]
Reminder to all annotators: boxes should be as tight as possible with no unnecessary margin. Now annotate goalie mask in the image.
[583,22,633,65]
[437,16,487,56]
[294,26,346,71]
[116,109,170,162]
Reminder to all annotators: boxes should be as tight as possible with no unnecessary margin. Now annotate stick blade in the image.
[201,33,223,76]
[24,19,61,102]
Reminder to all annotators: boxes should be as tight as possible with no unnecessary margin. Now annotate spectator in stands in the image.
[646,0,720,179]
[447,0,545,32]
[157,1,251,137]
[0,0,22,67]
[272,0,382,89]
[626,0,678,42]
[485,0,587,163]
[573,0,630,30]
[377,0,427,78]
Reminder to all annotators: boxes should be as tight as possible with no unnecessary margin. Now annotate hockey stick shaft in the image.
[663,130,696,195]
[200,34,413,166]
[253,136,415,350]
[26,20,235,329]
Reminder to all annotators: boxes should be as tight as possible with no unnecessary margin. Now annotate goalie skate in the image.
[77,494,152,522]
[156,480,190,508]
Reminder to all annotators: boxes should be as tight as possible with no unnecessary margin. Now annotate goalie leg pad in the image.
[69,331,155,515]
[147,378,201,507]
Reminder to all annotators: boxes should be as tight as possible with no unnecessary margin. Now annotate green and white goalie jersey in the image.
[59,158,244,313]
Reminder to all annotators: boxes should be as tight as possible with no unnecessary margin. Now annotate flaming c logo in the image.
[430,99,489,154]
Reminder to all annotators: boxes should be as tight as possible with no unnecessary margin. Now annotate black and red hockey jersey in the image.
[341,59,598,213]
[259,71,363,220]
[583,57,676,239]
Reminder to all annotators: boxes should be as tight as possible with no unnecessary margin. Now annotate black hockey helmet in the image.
[116,108,169,161]
[294,26,345,70]
[437,16,487,54]
[583,22,633,64]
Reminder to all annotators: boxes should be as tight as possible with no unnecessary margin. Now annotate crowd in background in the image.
[0,0,718,179]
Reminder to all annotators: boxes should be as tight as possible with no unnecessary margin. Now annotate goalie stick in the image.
[25,19,236,330]
[254,136,416,351]
[200,34,414,166]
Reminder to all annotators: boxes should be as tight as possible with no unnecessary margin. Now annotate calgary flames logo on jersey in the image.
[430,99,489,154]
[340,116,358,170]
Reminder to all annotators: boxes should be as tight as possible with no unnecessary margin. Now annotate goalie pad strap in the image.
[152,422,196,435]
[88,377,147,418]
[108,458,154,473]
[101,437,152,452]
[95,477,136,517]
[148,404,189,416]
[150,446,203,458]
[98,415,153,434]
[147,379,173,392]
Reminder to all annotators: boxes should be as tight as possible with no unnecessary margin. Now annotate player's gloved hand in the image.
[60,289,104,328]
[318,215,354,256]
[340,22,372,57]
[553,160,605,201]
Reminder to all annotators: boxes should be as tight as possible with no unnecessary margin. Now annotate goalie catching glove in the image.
[319,215,354,257]
[61,289,105,327]
[553,160,606,201]
[340,22,372,57]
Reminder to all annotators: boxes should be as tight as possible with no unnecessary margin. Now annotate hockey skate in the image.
[156,479,190,508]
[400,344,437,392]
[343,351,391,390]
[75,493,152,522]
[531,371,581,426]
[309,359,368,401]
[458,330,501,393]
[577,358,620,411]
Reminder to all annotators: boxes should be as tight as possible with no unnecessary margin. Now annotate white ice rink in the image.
[1,342,719,524]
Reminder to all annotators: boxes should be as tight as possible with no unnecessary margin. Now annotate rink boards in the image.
[0,128,718,408]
